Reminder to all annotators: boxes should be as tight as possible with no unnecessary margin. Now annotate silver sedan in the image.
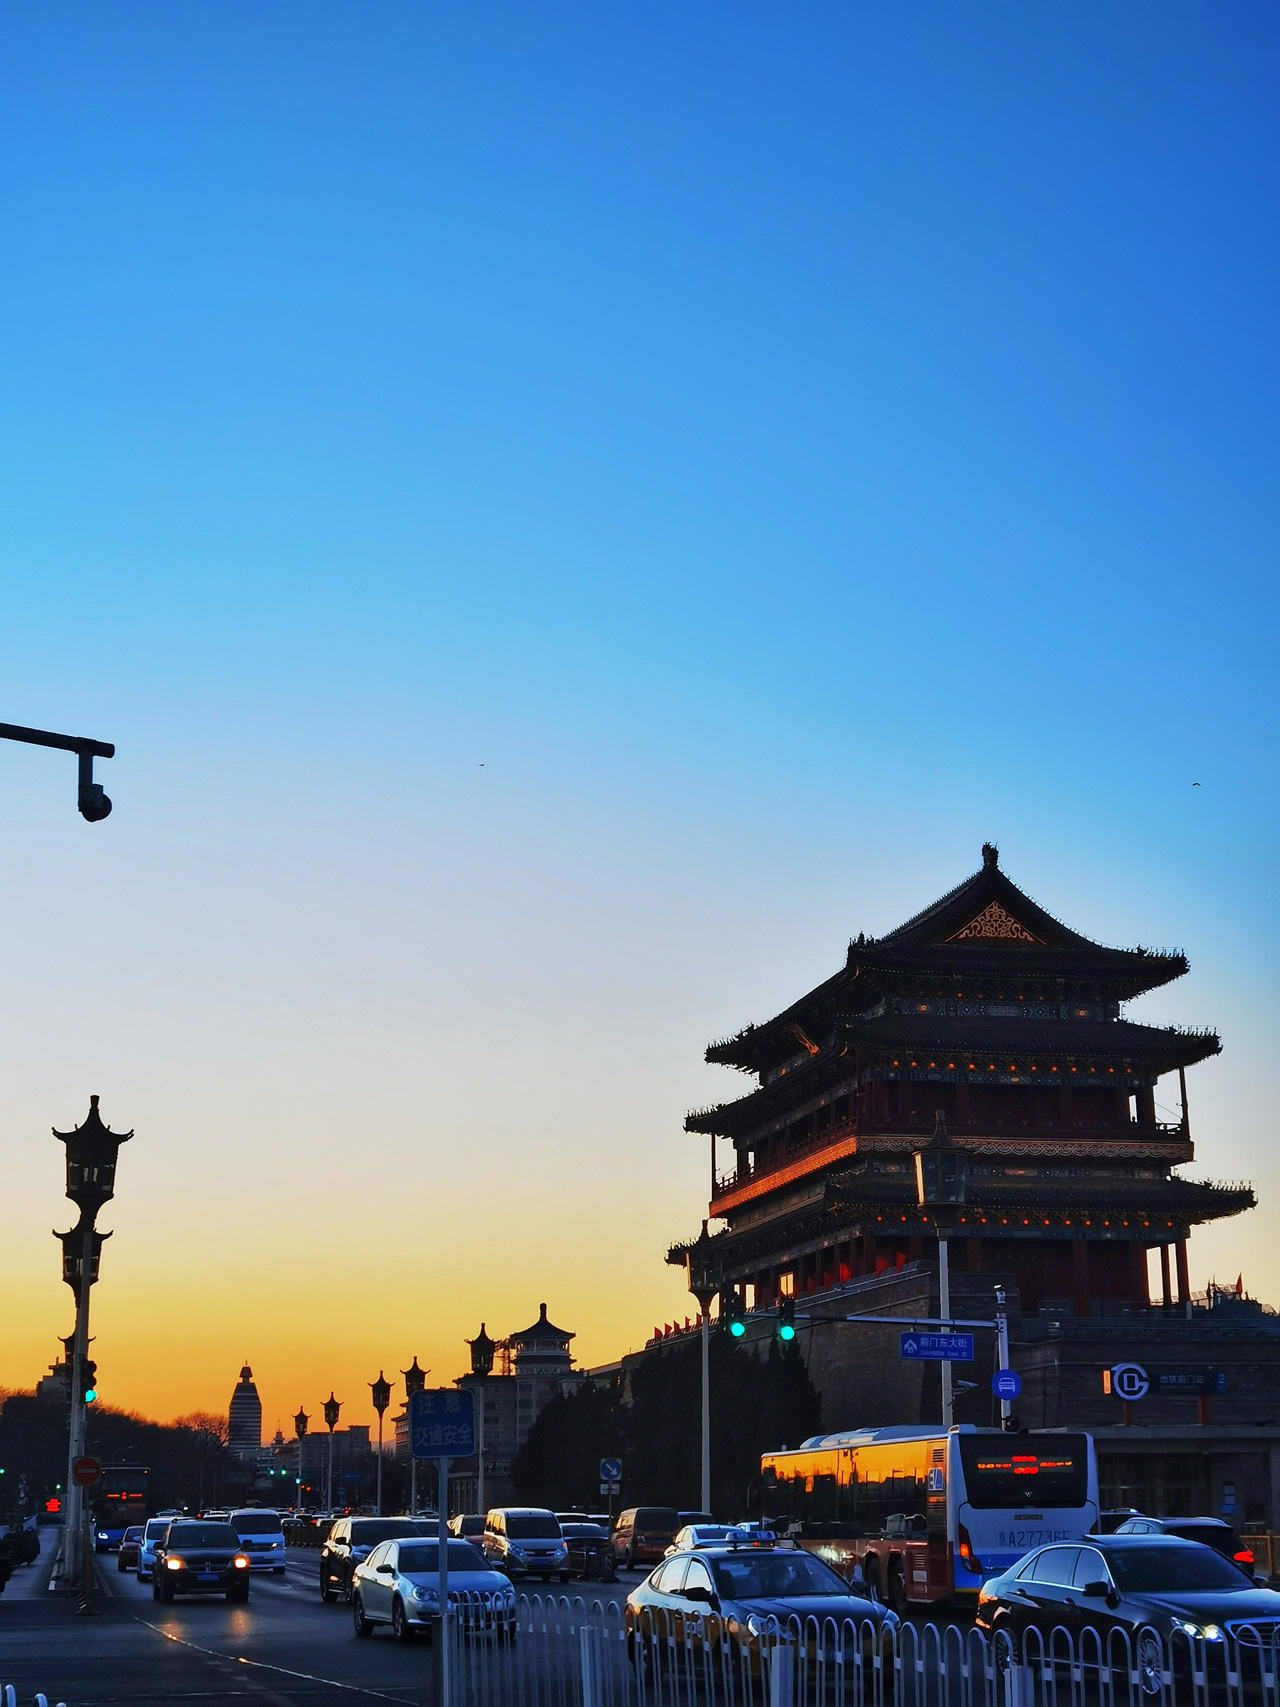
[352,1537,517,1643]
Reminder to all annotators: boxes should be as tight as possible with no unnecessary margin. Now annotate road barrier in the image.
[435,1593,1280,1707]
[3,1689,67,1707]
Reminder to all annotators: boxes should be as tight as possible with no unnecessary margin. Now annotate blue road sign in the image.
[600,1458,622,1483]
[900,1331,974,1362]
[409,1387,475,1459]
[992,1369,1022,1400]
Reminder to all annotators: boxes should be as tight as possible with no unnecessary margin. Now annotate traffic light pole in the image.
[56,1222,94,1591]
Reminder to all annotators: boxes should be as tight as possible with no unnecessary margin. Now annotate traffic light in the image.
[81,1360,98,1404]
[777,1298,796,1342]
[45,1497,60,1514]
[722,1291,746,1338]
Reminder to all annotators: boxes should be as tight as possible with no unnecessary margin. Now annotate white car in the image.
[228,1509,287,1574]
[664,1523,752,1557]
[351,1538,516,1642]
[137,1517,173,1583]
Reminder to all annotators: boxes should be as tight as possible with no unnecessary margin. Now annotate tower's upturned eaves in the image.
[705,847,1190,1079]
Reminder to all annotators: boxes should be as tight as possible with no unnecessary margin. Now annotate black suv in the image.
[153,1521,250,1603]
[1114,1516,1258,1567]
[319,1518,427,1603]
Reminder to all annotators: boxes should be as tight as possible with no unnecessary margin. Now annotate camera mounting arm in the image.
[0,722,116,821]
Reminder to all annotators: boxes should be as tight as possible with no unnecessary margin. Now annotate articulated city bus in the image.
[761,1426,1098,1613]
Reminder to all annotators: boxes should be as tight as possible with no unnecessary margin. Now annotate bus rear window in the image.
[957,1437,1088,1509]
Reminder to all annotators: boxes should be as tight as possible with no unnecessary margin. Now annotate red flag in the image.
[1236,1274,1244,1297]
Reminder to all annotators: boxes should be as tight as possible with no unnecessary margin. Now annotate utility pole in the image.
[915,1112,969,1430]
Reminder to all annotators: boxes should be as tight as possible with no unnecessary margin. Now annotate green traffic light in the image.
[84,1389,97,1403]
[728,1319,746,1338]
[778,1322,796,1341]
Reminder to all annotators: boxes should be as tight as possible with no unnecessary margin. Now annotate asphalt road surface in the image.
[0,1543,639,1707]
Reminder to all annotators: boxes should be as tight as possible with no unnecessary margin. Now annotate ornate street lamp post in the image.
[294,1408,309,1512]
[402,1359,427,1515]
[323,1394,341,1513]
[369,1373,391,1516]
[52,1096,131,1597]
[685,1221,723,1518]
[466,1325,496,1517]
[915,1111,969,1429]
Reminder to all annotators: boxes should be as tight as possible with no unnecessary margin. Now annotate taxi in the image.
[626,1539,897,1676]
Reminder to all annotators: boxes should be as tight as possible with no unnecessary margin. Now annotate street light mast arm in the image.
[0,721,116,821]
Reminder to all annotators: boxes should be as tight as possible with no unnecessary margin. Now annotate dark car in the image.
[117,1526,143,1572]
[0,1528,40,1572]
[1114,1516,1258,1568]
[975,1534,1280,1686]
[320,1517,429,1604]
[561,1522,617,1582]
[1098,1508,1144,1534]
[626,1543,897,1677]
[612,1507,681,1571]
[152,1521,251,1603]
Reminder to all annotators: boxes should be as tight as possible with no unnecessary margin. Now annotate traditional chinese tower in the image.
[228,1363,263,1456]
[679,846,1251,1319]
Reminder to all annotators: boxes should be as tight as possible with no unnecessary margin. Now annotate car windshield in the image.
[562,1524,606,1538]
[166,1524,239,1549]
[233,1514,283,1534]
[398,1542,488,1573]
[637,1510,680,1530]
[124,1528,143,1540]
[1107,1545,1254,1592]
[351,1520,423,1545]
[712,1553,851,1598]
[145,1521,170,1539]
[507,1516,561,1539]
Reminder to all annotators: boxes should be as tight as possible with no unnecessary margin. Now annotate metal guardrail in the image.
[3,1688,67,1707]
[436,1593,1280,1707]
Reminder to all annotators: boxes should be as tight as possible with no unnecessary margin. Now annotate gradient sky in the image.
[0,3,1276,1438]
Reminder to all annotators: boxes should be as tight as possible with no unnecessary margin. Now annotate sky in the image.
[0,2,1276,1437]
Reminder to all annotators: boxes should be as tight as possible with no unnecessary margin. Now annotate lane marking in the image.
[134,1618,418,1703]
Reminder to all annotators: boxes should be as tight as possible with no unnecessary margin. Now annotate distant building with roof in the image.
[228,1364,263,1456]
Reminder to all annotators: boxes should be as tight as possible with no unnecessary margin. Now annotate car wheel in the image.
[320,1570,336,1604]
[624,1548,635,1571]
[886,1562,909,1617]
[159,1579,174,1604]
[151,1577,161,1602]
[1137,1634,1164,1696]
[342,1573,355,1604]
[117,1557,127,1574]
[273,1566,286,1575]
[392,1598,414,1642]
[353,1593,374,1637]
[559,1571,570,1585]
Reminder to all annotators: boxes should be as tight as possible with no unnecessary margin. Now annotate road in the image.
[0,1542,638,1707]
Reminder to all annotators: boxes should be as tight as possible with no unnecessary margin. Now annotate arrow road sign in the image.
[600,1457,622,1483]
[992,1369,1022,1400]
[900,1331,974,1363]
[72,1456,101,1486]
[409,1388,476,1459]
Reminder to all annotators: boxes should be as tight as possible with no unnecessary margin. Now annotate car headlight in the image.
[554,1543,567,1557]
[413,1584,437,1603]
[165,1557,184,1571]
[1175,1620,1223,1642]
[234,1556,250,1569]
[508,1546,526,1559]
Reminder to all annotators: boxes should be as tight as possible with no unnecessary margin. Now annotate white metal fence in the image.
[439,1593,1280,1707]
[3,1687,66,1707]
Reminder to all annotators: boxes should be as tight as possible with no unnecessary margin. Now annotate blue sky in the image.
[0,2,1275,1425]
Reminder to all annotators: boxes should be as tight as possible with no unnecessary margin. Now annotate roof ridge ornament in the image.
[982,843,999,869]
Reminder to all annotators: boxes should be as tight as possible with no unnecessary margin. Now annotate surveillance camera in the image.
[79,784,112,822]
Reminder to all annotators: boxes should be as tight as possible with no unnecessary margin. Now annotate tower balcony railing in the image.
[714,1118,1189,1200]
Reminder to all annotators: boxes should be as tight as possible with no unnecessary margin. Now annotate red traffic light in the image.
[45,1497,61,1513]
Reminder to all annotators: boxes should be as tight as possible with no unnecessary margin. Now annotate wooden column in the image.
[1160,1244,1173,1310]
[896,1078,911,1121]
[1130,1242,1150,1311]
[1059,1080,1074,1126]
[1072,1238,1091,1318]
[864,1231,878,1273]
[956,1078,972,1127]
[1135,1086,1156,1129]
[1176,1235,1191,1310]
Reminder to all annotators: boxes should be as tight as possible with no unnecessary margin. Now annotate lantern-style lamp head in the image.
[294,1407,309,1438]
[915,1111,968,1227]
[370,1372,392,1415]
[54,1219,110,1303]
[55,1096,132,1219]
[685,1219,723,1310]
[467,1325,496,1379]
[402,1357,427,1396]
[323,1393,341,1432]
